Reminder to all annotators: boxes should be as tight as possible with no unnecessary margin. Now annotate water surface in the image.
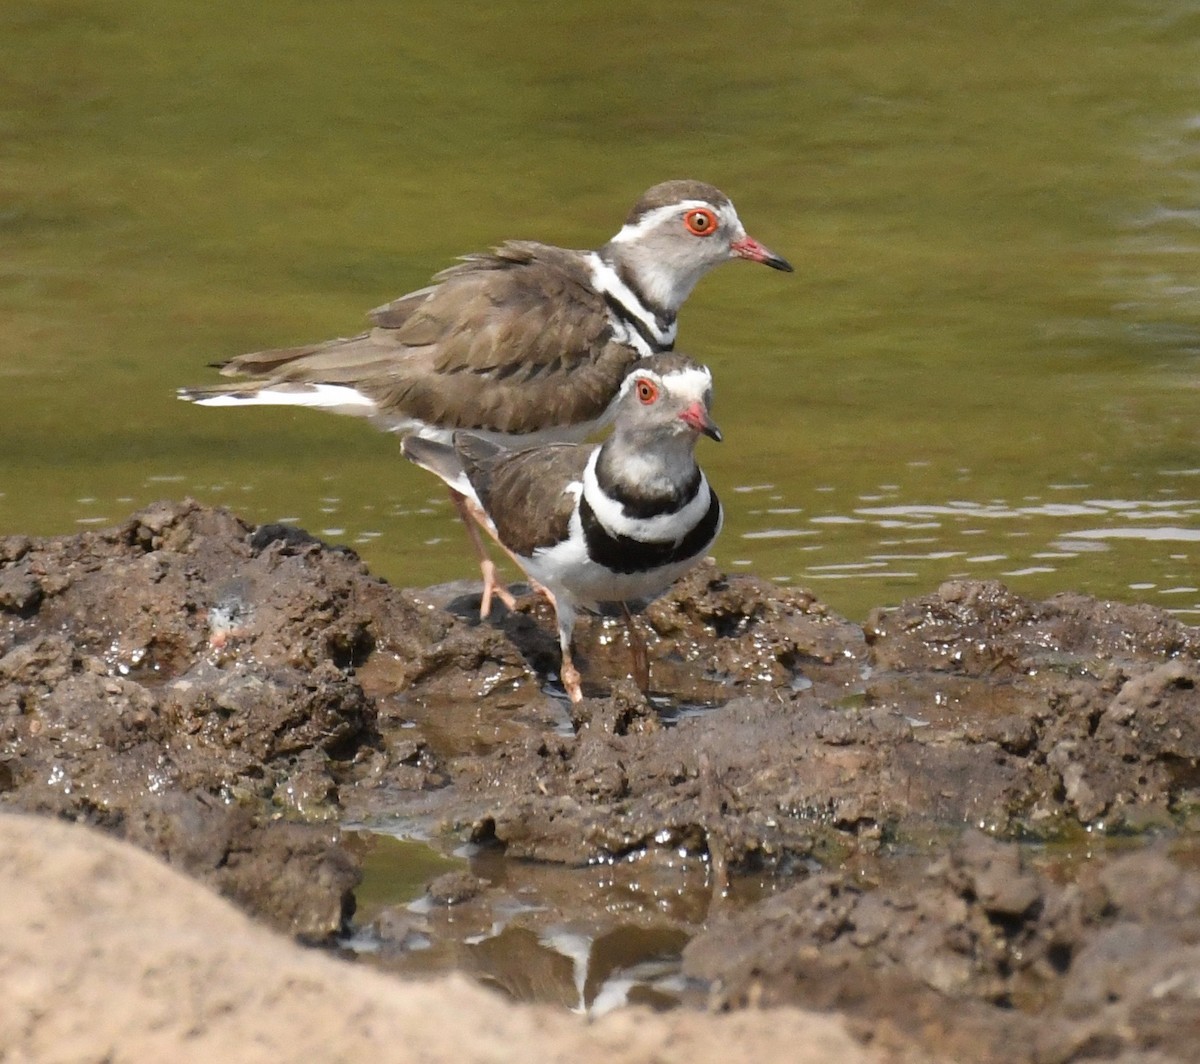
[2,1,1198,620]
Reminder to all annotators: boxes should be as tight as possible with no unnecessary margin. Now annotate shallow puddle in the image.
[342,823,788,1014]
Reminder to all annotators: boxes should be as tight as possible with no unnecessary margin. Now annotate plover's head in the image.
[604,180,793,312]
[613,352,722,444]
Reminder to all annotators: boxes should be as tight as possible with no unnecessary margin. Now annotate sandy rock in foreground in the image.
[0,812,888,1064]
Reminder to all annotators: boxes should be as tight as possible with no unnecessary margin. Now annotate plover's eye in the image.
[635,378,659,404]
[683,208,717,236]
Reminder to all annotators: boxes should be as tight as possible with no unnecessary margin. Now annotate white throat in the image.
[605,200,744,314]
[581,448,713,542]
[586,253,678,354]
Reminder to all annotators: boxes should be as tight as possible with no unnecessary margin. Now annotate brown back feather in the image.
[457,435,593,558]
[218,241,633,433]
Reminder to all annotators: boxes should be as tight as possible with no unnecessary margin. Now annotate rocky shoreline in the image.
[3,500,1199,1062]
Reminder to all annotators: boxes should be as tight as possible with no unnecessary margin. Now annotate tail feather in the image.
[216,332,405,384]
[451,431,511,511]
[177,385,224,403]
[177,380,378,416]
[216,345,326,378]
[452,431,505,471]
[401,436,476,501]
[176,383,287,404]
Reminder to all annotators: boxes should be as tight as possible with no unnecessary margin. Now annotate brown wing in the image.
[362,242,633,433]
[217,242,634,434]
[457,434,593,558]
[218,330,411,385]
[366,283,440,328]
[367,334,636,434]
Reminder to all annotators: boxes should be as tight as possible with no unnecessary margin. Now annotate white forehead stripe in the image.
[620,363,713,402]
[586,253,677,351]
[663,364,713,398]
[609,200,741,244]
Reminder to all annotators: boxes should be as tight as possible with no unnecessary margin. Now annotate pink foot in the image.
[479,558,517,618]
[561,655,583,704]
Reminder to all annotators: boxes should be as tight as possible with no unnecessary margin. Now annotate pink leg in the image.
[554,597,583,703]
[454,491,556,610]
[621,602,650,692]
[449,490,516,617]
[561,646,584,704]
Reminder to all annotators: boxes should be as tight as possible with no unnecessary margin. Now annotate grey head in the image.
[608,352,722,452]
[602,180,793,315]
[591,352,722,529]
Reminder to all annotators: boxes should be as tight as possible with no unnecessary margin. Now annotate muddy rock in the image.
[865,578,1200,674]
[395,560,866,708]
[447,647,1200,875]
[685,833,1200,1063]
[642,562,868,695]
[6,502,1200,1064]
[426,870,487,906]
[0,501,405,937]
[461,694,905,869]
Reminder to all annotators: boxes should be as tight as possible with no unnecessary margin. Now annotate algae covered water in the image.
[1,1,1198,619]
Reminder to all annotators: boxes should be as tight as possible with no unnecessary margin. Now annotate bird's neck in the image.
[591,431,702,516]
[588,250,679,355]
[597,243,697,321]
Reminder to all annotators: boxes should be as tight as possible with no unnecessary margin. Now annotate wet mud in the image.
[3,500,1199,1062]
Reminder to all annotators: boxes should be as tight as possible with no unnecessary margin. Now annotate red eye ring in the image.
[635,378,659,404]
[684,207,718,237]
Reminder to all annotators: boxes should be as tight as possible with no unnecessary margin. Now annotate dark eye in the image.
[635,378,659,404]
[684,208,717,236]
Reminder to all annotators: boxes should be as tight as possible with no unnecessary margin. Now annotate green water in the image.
[2,1,1198,621]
